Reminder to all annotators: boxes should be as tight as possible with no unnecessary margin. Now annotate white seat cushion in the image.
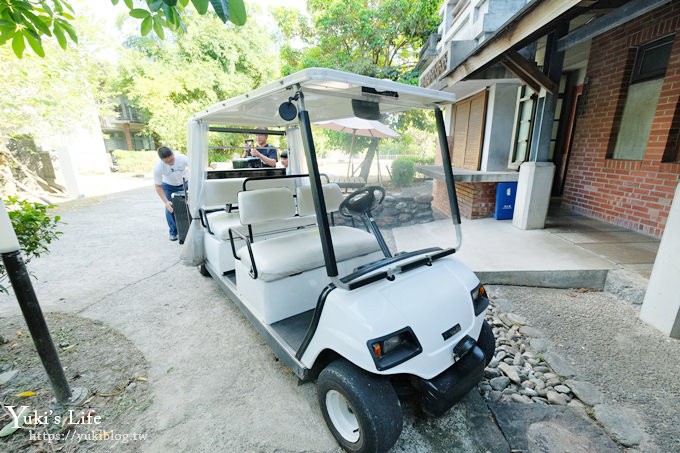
[202,178,244,210]
[297,183,344,216]
[206,210,317,241]
[237,226,381,282]
[238,187,296,225]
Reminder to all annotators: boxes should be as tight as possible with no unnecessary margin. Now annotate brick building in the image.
[561,3,680,238]
[421,0,680,338]
[421,0,679,238]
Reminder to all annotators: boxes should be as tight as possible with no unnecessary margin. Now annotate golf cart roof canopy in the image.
[190,68,457,127]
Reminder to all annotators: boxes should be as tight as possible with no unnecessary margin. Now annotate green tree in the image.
[0,197,62,293]
[0,0,247,58]
[114,9,279,150]
[273,0,439,180]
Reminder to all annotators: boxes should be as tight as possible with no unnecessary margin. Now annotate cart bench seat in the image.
[233,184,380,282]
[206,210,316,241]
[237,226,381,282]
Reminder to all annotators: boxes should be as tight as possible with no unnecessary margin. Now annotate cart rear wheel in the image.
[198,263,210,277]
[317,359,402,453]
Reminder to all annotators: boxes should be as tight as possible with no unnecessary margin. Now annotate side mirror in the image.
[279,101,298,121]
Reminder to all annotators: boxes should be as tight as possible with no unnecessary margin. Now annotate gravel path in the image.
[488,285,680,452]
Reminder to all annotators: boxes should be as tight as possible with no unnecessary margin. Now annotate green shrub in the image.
[111,150,157,174]
[1,197,62,293]
[397,155,435,166]
[391,158,415,187]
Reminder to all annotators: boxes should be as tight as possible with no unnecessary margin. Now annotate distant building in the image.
[99,96,155,151]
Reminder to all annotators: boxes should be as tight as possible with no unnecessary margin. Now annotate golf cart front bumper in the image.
[412,344,486,417]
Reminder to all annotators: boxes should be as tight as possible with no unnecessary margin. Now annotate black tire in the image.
[198,263,210,277]
[317,359,402,453]
[477,320,496,366]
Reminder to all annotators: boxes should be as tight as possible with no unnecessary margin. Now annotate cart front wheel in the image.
[317,359,402,453]
[198,263,210,277]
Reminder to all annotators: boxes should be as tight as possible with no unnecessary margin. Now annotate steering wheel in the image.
[339,186,386,217]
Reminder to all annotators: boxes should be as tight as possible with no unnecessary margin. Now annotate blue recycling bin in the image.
[494,182,517,220]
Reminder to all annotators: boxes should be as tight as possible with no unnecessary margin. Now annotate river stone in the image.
[594,404,644,447]
[521,388,538,397]
[547,390,568,405]
[510,394,532,404]
[542,352,578,378]
[484,368,500,379]
[554,384,571,394]
[0,370,18,386]
[498,362,522,384]
[565,380,605,407]
[490,376,511,391]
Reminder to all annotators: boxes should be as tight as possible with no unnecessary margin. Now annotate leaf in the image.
[22,10,52,36]
[23,29,45,57]
[52,23,67,49]
[140,16,152,36]
[124,0,134,9]
[58,20,77,43]
[16,390,36,397]
[111,0,120,4]
[136,376,148,382]
[153,16,165,39]
[129,8,150,19]
[227,0,246,26]
[162,0,178,6]
[11,32,25,58]
[209,0,229,23]
[0,406,29,438]
[191,0,209,15]
[149,0,164,11]
[163,5,179,29]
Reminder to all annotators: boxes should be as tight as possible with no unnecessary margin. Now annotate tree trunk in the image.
[357,137,379,182]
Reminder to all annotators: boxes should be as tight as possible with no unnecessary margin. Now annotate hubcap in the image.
[326,390,360,443]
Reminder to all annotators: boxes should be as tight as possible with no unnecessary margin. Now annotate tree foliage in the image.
[274,0,439,82]
[273,0,440,178]
[0,2,118,145]
[114,10,279,150]
[0,0,247,58]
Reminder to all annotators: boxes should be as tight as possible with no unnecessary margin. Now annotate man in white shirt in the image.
[153,146,189,241]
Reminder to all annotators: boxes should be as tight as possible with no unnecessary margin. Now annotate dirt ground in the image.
[0,313,151,451]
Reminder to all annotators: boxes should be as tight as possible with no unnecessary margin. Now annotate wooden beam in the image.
[501,51,558,94]
[557,0,673,52]
[441,0,582,86]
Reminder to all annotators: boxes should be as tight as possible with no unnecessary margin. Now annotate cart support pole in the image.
[296,90,340,278]
[434,107,462,225]
[0,202,72,404]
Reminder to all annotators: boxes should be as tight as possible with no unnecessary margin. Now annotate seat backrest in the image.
[243,177,298,193]
[238,187,296,225]
[297,183,344,216]
[202,178,244,209]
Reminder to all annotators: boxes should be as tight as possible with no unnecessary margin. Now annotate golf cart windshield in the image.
[183,68,462,288]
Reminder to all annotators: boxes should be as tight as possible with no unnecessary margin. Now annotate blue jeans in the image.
[162,182,187,237]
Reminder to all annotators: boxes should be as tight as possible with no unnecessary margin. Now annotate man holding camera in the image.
[243,131,277,167]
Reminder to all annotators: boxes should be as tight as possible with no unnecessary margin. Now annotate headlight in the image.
[471,284,489,316]
[367,327,422,371]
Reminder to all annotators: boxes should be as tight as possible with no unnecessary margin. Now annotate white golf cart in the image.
[182,68,495,452]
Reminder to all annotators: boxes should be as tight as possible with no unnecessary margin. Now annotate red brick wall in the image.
[433,180,496,219]
[562,3,680,238]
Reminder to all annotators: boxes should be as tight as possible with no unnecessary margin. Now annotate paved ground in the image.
[1,184,675,451]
